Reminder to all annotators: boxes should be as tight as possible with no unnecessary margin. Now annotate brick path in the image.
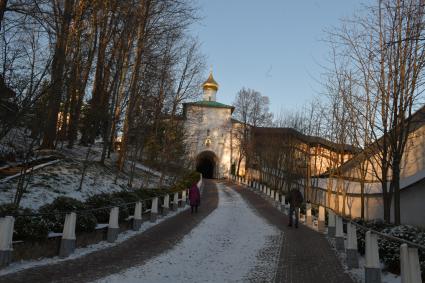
[0,180,218,283]
[1,180,354,283]
[228,181,354,283]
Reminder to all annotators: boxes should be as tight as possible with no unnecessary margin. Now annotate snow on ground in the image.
[0,144,161,210]
[0,205,190,276]
[95,182,282,283]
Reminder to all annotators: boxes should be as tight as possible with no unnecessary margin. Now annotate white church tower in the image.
[183,72,234,178]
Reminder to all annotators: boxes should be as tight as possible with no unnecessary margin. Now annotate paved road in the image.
[0,180,218,283]
[0,180,354,283]
[96,182,281,282]
[228,181,354,283]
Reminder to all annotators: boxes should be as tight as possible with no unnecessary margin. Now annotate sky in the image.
[191,0,364,115]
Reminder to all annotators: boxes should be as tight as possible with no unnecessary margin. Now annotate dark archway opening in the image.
[196,151,217,179]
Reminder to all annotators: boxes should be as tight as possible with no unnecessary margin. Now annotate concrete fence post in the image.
[275,192,280,204]
[306,203,312,226]
[280,196,286,213]
[400,243,422,283]
[181,190,187,207]
[59,212,76,257]
[172,192,179,211]
[346,222,359,268]
[197,178,202,193]
[318,206,325,232]
[327,210,336,237]
[162,195,170,216]
[335,216,344,251]
[150,197,158,222]
[0,216,14,267]
[365,231,381,283]
[133,202,143,231]
[107,207,120,243]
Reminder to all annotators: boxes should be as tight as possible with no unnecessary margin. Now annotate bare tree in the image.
[232,87,272,176]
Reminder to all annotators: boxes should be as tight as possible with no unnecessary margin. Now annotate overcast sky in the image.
[191,0,364,115]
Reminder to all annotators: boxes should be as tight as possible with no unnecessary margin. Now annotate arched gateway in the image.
[196,151,218,179]
[183,71,247,179]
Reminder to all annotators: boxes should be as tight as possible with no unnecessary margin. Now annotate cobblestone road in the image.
[0,180,218,283]
[228,181,354,283]
[0,180,354,283]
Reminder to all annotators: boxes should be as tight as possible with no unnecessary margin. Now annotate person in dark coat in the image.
[188,183,201,214]
[287,187,304,228]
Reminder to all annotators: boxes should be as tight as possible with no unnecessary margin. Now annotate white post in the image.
[0,216,14,267]
[182,190,187,207]
[150,197,158,222]
[280,195,286,213]
[173,192,179,211]
[327,210,336,237]
[346,222,359,268]
[59,212,76,257]
[365,231,381,283]
[318,206,325,232]
[305,203,312,226]
[275,192,280,203]
[400,244,422,283]
[162,194,170,216]
[335,216,344,251]
[133,202,143,231]
[107,207,120,243]
[197,178,202,193]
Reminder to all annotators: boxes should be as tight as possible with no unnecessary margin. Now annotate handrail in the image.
[232,174,425,251]
[305,201,425,251]
[0,190,187,218]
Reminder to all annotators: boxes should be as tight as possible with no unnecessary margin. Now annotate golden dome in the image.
[202,72,219,91]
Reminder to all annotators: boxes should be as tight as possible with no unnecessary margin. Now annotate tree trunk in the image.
[360,180,365,220]
[0,0,7,33]
[118,0,151,170]
[392,159,401,225]
[41,0,74,149]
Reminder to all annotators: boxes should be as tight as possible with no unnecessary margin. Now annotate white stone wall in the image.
[185,105,233,178]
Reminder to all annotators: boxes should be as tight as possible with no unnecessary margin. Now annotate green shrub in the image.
[85,194,129,223]
[39,197,97,233]
[353,218,393,255]
[0,204,49,240]
[171,171,199,193]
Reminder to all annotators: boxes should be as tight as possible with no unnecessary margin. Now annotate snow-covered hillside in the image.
[0,144,163,210]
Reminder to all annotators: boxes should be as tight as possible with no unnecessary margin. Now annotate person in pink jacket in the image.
[189,183,201,214]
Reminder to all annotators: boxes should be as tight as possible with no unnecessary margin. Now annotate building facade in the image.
[183,73,242,178]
